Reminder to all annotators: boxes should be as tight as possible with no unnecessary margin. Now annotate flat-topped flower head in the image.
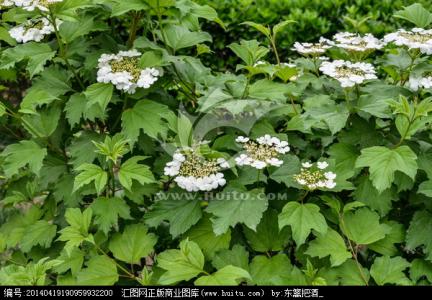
[319,60,377,87]
[1,0,14,8]
[164,149,228,192]
[384,28,432,54]
[235,135,289,169]
[97,50,160,94]
[9,17,57,43]
[331,32,383,52]
[13,0,63,11]
[409,75,432,91]
[294,160,336,190]
[292,37,332,56]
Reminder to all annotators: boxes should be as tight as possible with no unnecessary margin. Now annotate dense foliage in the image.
[1,0,432,286]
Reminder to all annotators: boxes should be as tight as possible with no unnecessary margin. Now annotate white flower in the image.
[317,161,329,169]
[235,136,250,143]
[235,154,252,166]
[294,161,336,190]
[13,0,63,11]
[266,158,283,167]
[302,162,313,168]
[384,28,432,54]
[319,60,377,87]
[9,17,58,43]
[253,60,266,67]
[331,32,383,52]
[97,50,160,94]
[235,135,289,169]
[408,76,432,91]
[292,37,332,55]
[217,158,230,169]
[165,149,227,192]
[251,160,267,169]
[324,171,336,180]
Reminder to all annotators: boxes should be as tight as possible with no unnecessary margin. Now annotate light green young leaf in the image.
[355,145,418,193]
[118,156,155,191]
[57,208,94,254]
[0,140,47,178]
[109,224,157,265]
[157,239,205,284]
[278,202,327,247]
[194,265,251,286]
[73,163,108,194]
[242,21,271,38]
[410,259,432,283]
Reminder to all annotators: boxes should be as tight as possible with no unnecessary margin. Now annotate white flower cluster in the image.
[11,0,63,11]
[319,59,377,87]
[97,50,160,94]
[331,32,383,52]
[292,37,332,55]
[164,150,228,192]
[9,18,57,43]
[409,76,432,91]
[235,135,289,169]
[384,28,432,54]
[294,161,336,190]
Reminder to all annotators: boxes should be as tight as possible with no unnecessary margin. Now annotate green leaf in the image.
[118,156,155,191]
[0,140,47,178]
[410,259,432,283]
[394,3,432,28]
[242,21,271,38]
[185,216,231,259]
[354,177,396,216]
[195,265,251,286]
[20,220,57,253]
[0,42,56,78]
[110,0,148,17]
[91,197,131,235]
[249,254,307,285]
[320,259,370,285]
[406,210,432,261]
[272,20,296,38]
[162,25,212,51]
[243,209,290,252]
[212,245,249,271]
[21,105,61,138]
[77,256,118,285]
[269,155,301,188]
[59,16,107,43]
[278,202,327,247]
[144,198,202,237]
[228,40,269,66]
[157,239,204,285]
[0,102,6,117]
[370,256,411,285]
[73,163,108,194]
[206,188,268,235]
[369,221,405,256]
[355,146,418,193]
[248,79,292,102]
[84,83,113,112]
[54,248,85,276]
[342,208,391,245]
[121,100,174,145]
[57,208,94,254]
[109,224,157,265]
[305,228,351,267]
[418,180,432,197]
[328,143,360,180]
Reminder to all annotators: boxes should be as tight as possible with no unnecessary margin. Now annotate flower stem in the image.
[127,11,143,49]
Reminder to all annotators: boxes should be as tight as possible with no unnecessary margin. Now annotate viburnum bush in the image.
[1,0,432,286]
